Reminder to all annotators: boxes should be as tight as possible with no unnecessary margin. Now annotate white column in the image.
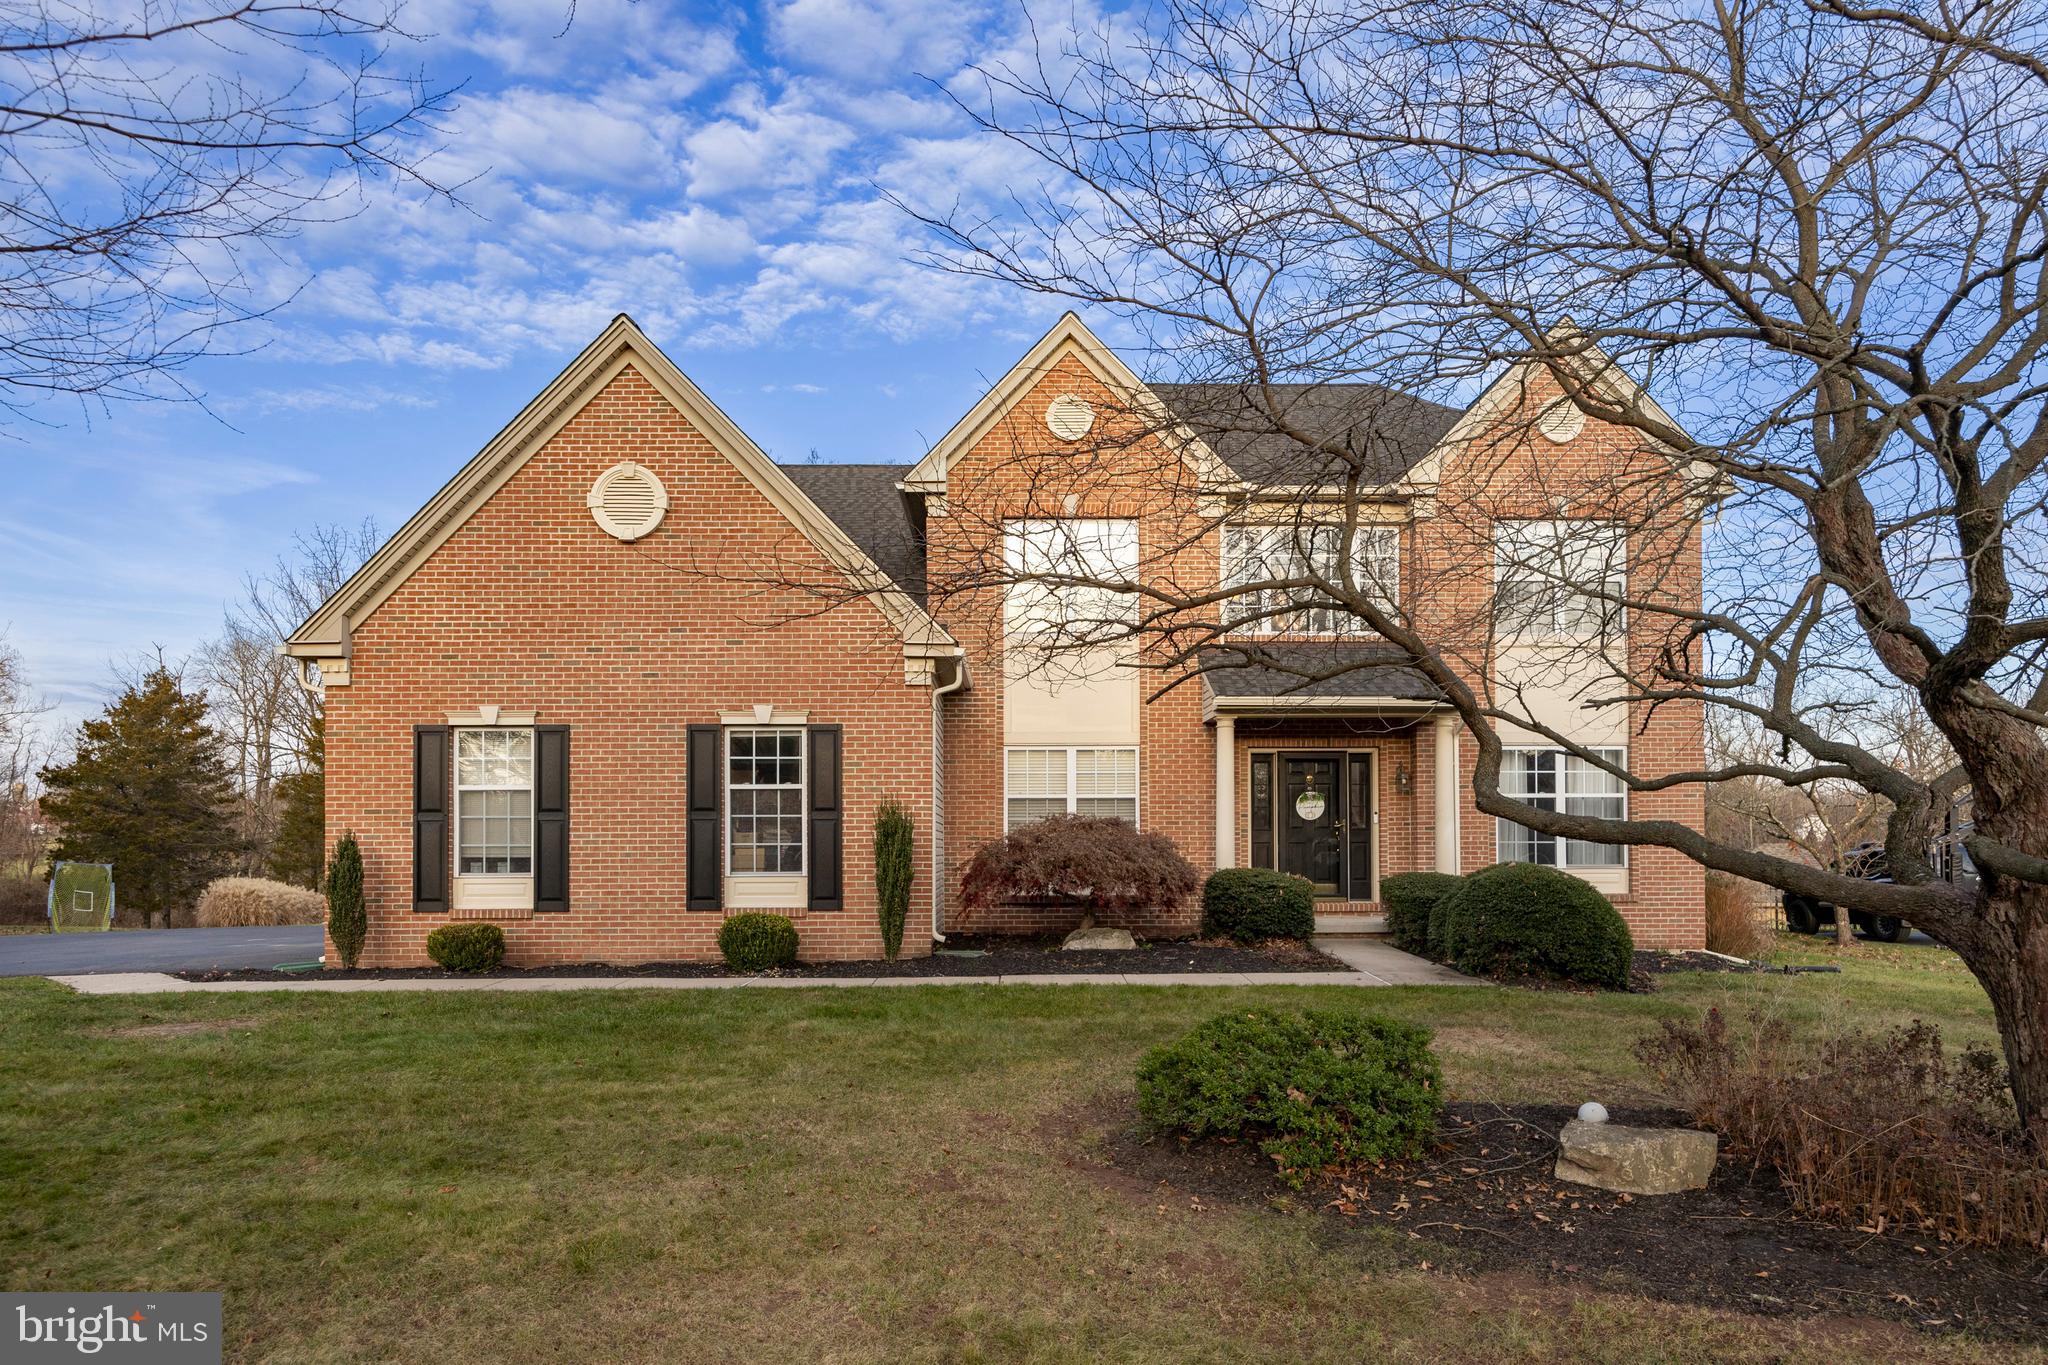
[1214,715,1236,869]
[1433,714,1460,874]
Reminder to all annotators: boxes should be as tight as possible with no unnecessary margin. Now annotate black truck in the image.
[1780,821,1976,944]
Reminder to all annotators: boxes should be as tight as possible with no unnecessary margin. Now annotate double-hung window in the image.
[1493,519,1626,641]
[456,729,534,876]
[1222,522,1399,634]
[1005,746,1139,830]
[1004,519,1139,643]
[727,729,805,875]
[1496,747,1626,869]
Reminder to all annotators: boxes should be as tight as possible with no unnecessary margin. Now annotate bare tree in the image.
[0,0,454,416]
[0,631,52,873]
[888,0,2048,1138]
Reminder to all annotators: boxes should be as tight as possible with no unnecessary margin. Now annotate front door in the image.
[1279,756,1344,895]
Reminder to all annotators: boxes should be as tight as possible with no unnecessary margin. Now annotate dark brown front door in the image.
[1279,756,1344,894]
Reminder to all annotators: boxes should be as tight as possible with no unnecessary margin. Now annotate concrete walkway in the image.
[47,940,1476,995]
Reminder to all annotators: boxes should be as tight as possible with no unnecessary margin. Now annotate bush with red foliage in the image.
[958,815,1199,928]
[1637,1006,2048,1251]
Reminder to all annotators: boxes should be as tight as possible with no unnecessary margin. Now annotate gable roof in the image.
[777,463,923,605]
[285,316,955,665]
[1149,383,1462,487]
[901,312,1228,493]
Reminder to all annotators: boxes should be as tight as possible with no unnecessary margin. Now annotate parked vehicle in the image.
[1781,813,1976,944]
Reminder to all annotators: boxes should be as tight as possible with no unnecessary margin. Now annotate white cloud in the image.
[684,88,854,198]
[768,0,996,84]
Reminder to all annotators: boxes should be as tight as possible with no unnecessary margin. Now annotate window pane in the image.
[1075,797,1137,822]
[455,729,535,877]
[727,729,804,874]
[1006,796,1068,830]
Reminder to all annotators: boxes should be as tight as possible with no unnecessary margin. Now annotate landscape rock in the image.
[1062,926,1137,951]
[1554,1118,1717,1195]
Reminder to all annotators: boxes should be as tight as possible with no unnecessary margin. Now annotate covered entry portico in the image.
[1202,645,1464,912]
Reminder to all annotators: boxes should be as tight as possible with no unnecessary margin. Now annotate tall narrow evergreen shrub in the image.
[874,801,914,960]
[325,833,366,969]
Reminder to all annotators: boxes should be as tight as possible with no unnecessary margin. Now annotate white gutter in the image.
[929,656,969,943]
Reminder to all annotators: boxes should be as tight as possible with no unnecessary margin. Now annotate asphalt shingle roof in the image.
[1198,642,1446,702]
[778,462,924,603]
[1150,382,1462,486]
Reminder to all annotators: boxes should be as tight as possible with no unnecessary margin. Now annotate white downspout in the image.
[930,656,968,943]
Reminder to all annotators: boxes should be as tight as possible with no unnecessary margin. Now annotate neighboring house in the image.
[288,313,1705,967]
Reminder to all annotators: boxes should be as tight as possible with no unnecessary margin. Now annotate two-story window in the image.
[1004,518,1139,641]
[1496,747,1626,868]
[1493,519,1626,640]
[1222,522,1400,633]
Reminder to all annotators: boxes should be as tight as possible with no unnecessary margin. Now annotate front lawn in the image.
[0,948,2024,1363]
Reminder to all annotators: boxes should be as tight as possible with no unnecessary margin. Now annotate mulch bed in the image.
[169,935,1347,983]
[1100,1099,2048,1342]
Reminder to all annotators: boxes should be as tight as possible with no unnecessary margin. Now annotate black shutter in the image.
[413,725,450,913]
[687,724,722,910]
[1249,754,1274,870]
[1347,754,1374,900]
[534,726,570,913]
[807,725,843,911]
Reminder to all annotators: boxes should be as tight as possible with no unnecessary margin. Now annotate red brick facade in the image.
[311,317,1706,966]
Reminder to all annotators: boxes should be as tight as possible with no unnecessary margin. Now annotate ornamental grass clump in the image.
[1137,1008,1442,1187]
[1637,1006,2048,1252]
[195,876,326,927]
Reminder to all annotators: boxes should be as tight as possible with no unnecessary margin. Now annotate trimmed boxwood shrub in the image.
[425,922,505,972]
[1201,867,1315,942]
[1137,1008,1442,1186]
[1379,871,1463,957]
[1438,862,1634,988]
[719,912,799,972]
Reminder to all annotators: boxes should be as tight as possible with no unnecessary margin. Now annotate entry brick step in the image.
[1313,914,1387,935]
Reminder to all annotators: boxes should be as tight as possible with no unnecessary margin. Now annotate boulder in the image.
[1062,926,1137,951]
[1554,1119,1717,1195]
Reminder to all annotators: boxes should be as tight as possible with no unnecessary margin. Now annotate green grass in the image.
[0,949,2023,1364]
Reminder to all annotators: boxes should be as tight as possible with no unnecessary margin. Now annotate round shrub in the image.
[1438,862,1634,988]
[1138,1008,1442,1185]
[1378,872,1464,957]
[719,912,799,972]
[1201,867,1315,942]
[425,922,505,972]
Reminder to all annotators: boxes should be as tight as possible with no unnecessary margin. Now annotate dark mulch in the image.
[1100,1099,2048,1342]
[169,934,1346,983]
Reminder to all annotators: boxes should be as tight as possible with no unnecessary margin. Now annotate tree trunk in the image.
[1951,885,2048,1148]
[1832,902,1855,950]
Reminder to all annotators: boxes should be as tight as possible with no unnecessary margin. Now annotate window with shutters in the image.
[728,729,805,874]
[1004,746,1139,830]
[455,729,534,875]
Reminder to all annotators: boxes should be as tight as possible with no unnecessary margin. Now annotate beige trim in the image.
[286,314,958,673]
[452,875,535,913]
[724,875,806,909]
[719,706,809,726]
[446,707,536,726]
[902,312,1227,494]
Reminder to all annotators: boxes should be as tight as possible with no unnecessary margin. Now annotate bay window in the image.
[1496,747,1626,869]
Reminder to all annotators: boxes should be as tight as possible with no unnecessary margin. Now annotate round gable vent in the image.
[1535,399,1587,444]
[1045,393,1095,442]
[587,462,669,540]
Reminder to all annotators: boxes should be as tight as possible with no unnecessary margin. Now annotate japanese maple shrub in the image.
[1138,1008,1442,1187]
[958,814,1198,930]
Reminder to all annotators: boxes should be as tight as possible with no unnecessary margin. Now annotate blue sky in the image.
[1,0,1115,729]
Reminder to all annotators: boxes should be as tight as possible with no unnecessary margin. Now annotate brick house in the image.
[287,312,1706,967]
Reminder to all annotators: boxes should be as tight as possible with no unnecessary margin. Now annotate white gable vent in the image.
[587,462,669,540]
[1045,393,1095,442]
[1535,399,1587,444]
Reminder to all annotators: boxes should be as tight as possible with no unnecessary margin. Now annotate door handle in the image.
[1333,820,1345,832]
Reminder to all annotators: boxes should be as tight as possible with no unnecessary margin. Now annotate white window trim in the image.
[452,727,536,912]
[1222,522,1401,635]
[1494,745,1629,871]
[1002,745,1141,832]
[1492,519,1627,642]
[725,727,806,879]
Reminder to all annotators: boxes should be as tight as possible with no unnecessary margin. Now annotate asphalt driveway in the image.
[0,925,323,976]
